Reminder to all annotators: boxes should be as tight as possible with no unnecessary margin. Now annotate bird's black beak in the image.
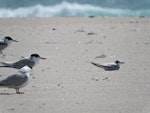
[40,57,46,60]
[12,39,18,42]
[120,62,125,64]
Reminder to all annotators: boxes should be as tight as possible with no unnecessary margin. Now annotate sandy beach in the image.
[0,17,150,113]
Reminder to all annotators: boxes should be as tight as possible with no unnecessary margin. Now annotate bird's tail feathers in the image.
[0,62,13,67]
[91,62,104,69]
[0,83,5,87]
[0,80,6,87]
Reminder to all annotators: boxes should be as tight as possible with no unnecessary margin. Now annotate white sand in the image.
[0,17,150,113]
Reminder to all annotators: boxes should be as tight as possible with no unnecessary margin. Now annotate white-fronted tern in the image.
[0,54,46,69]
[0,66,32,94]
[91,60,125,71]
[0,36,18,56]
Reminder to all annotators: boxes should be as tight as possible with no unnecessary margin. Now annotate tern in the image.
[0,36,18,56]
[0,66,32,94]
[0,54,46,69]
[91,60,125,71]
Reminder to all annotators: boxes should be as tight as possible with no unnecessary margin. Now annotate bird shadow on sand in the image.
[0,92,17,95]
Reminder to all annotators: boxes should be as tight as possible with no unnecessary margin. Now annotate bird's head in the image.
[115,60,125,65]
[30,54,46,64]
[4,36,18,45]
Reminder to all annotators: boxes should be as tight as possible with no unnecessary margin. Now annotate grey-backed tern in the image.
[0,36,18,56]
[91,60,125,71]
[0,66,32,94]
[0,54,46,69]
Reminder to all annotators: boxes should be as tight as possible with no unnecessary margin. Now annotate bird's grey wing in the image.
[103,65,119,71]
[91,62,118,71]
[0,74,28,87]
[12,59,35,69]
[0,42,7,50]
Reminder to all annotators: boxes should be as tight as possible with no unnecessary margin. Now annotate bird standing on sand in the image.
[0,36,18,56]
[0,54,46,69]
[91,60,125,71]
[0,66,32,94]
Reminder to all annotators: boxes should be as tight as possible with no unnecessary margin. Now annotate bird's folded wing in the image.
[0,74,27,86]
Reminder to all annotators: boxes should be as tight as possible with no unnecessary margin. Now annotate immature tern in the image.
[0,54,46,69]
[0,66,32,94]
[0,36,18,56]
[91,60,125,71]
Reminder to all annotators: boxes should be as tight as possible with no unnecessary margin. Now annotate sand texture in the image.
[0,17,150,113]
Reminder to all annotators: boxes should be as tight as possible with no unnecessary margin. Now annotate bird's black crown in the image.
[5,36,13,40]
[30,54,40,57]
